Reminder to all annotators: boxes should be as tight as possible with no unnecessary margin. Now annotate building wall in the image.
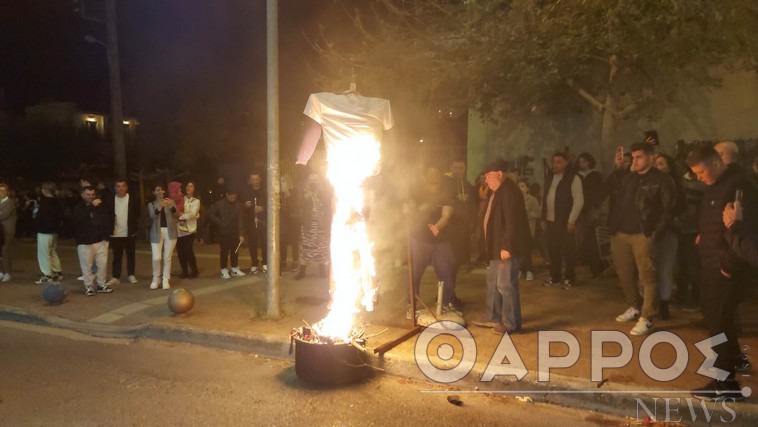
[469,71,758,178]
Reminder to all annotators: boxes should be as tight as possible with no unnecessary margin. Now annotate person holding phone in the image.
[148,184,178,290]
[688,146,758,401]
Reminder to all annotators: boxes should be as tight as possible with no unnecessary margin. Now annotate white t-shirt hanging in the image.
[298,92,393,165]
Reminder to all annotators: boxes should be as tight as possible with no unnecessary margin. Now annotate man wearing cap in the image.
[477,160,531,334]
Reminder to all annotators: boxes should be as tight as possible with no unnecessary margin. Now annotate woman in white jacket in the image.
[177,181,201,278]
[148,184,178,289]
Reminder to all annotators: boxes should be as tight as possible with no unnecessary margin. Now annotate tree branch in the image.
[565,78,604,111]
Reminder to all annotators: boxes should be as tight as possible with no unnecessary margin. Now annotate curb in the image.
[2,305,756,426]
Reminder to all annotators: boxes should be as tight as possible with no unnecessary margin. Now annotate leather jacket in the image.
[609,167,678,238]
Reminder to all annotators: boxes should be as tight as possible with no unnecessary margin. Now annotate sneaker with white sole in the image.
[525,271,534,281]
[149,280,160,290]
[615,307,640,322]
[630,317,653,336]
[231,267,246,276]
[97,285,113,293]
[77,276,84,281]
[105,278,120,287]
[85,287,96,296]
[127,275,138,284]
[162,279,170,290]
[35,275,54,285]
[250,266,260,275]
[221,268,231,279]
[52,272,64,281]
[2,273,11,282]
[262,265,268,273]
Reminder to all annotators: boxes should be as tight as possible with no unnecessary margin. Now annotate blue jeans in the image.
[486,257,522,331]
[410,238,456,306]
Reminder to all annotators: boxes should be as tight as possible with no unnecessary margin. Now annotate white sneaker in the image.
[262,265,268,273]
[149,280,160,290]
[0,273,4,281]
[250,266,260,275]
[128,275,138,284]
[105,277,120,287]
[221,268,231,279]
[526,271,534,281]
[231,267,246,276]
[630,317,653,336]
[2,273,11,282]
[615,307,640,322]
[162,279,171,290]
[77,275,84,281]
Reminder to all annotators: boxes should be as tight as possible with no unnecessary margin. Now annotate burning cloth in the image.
[297,92,393,342]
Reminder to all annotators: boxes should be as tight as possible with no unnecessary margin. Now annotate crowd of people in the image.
[1,139,757,401]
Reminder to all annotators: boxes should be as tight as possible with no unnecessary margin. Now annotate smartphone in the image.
[735,189,744,203]
[644,130,659,145]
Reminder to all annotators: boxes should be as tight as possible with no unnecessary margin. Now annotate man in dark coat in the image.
[688,146,757,401]
[478,160,531,335]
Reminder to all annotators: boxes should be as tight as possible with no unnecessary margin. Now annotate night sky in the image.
[1,0,337,162]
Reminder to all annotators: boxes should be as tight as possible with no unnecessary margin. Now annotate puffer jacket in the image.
[609,167,678,238]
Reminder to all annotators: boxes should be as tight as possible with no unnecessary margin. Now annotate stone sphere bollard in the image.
[167,288,195,314]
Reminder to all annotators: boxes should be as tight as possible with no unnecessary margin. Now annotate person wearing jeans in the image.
[479,160,531,335]
[148,185,178,290]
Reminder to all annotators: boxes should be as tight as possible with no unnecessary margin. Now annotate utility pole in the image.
[266,0,281,318]
[105,0,127,180]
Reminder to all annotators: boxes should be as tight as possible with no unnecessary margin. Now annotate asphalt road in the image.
[0,321,623,427]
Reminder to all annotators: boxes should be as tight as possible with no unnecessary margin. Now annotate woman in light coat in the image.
[177,181,201,278]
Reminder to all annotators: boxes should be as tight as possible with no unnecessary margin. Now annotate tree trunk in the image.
[600,92,617,169]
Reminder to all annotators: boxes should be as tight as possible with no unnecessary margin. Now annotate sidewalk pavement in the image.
[2,238,757,424]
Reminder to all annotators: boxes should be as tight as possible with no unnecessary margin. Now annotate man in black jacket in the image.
[243,171,267,274]
[108,180,142,284]
[34,182,64,284]
[210,189,246,279]
[479,160,531,335]
[723,201,758,267]
[73,186,114,296]
[609,143,677,336]
[688,146,757,401]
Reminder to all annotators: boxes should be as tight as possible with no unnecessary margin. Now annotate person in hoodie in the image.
[72,186,114,296]
[210,188,246,279]
[34,182,64,284]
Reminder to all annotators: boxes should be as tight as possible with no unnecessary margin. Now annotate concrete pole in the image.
[266,0,281,318]
[105,0,127,180]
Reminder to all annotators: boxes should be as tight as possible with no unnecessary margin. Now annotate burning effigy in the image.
[292,89,393,382]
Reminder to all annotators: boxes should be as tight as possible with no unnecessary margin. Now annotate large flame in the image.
[313,133,381,341]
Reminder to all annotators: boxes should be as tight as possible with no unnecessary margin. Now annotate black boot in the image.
[659,301,670,320]
[295,265,306,280]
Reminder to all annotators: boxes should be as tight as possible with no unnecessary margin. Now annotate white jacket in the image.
[178,196,200,237]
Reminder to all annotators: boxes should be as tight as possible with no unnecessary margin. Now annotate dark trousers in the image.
[520,249,533,273]
[219,234,240,270]
[409,238,456,306]
[177,233,198,275]
[701,267,744,377]
[676,233,701,305]
[110,236,135,278]
[280,219,300,267]
[246,224,267,267]
[546,221,575,281]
